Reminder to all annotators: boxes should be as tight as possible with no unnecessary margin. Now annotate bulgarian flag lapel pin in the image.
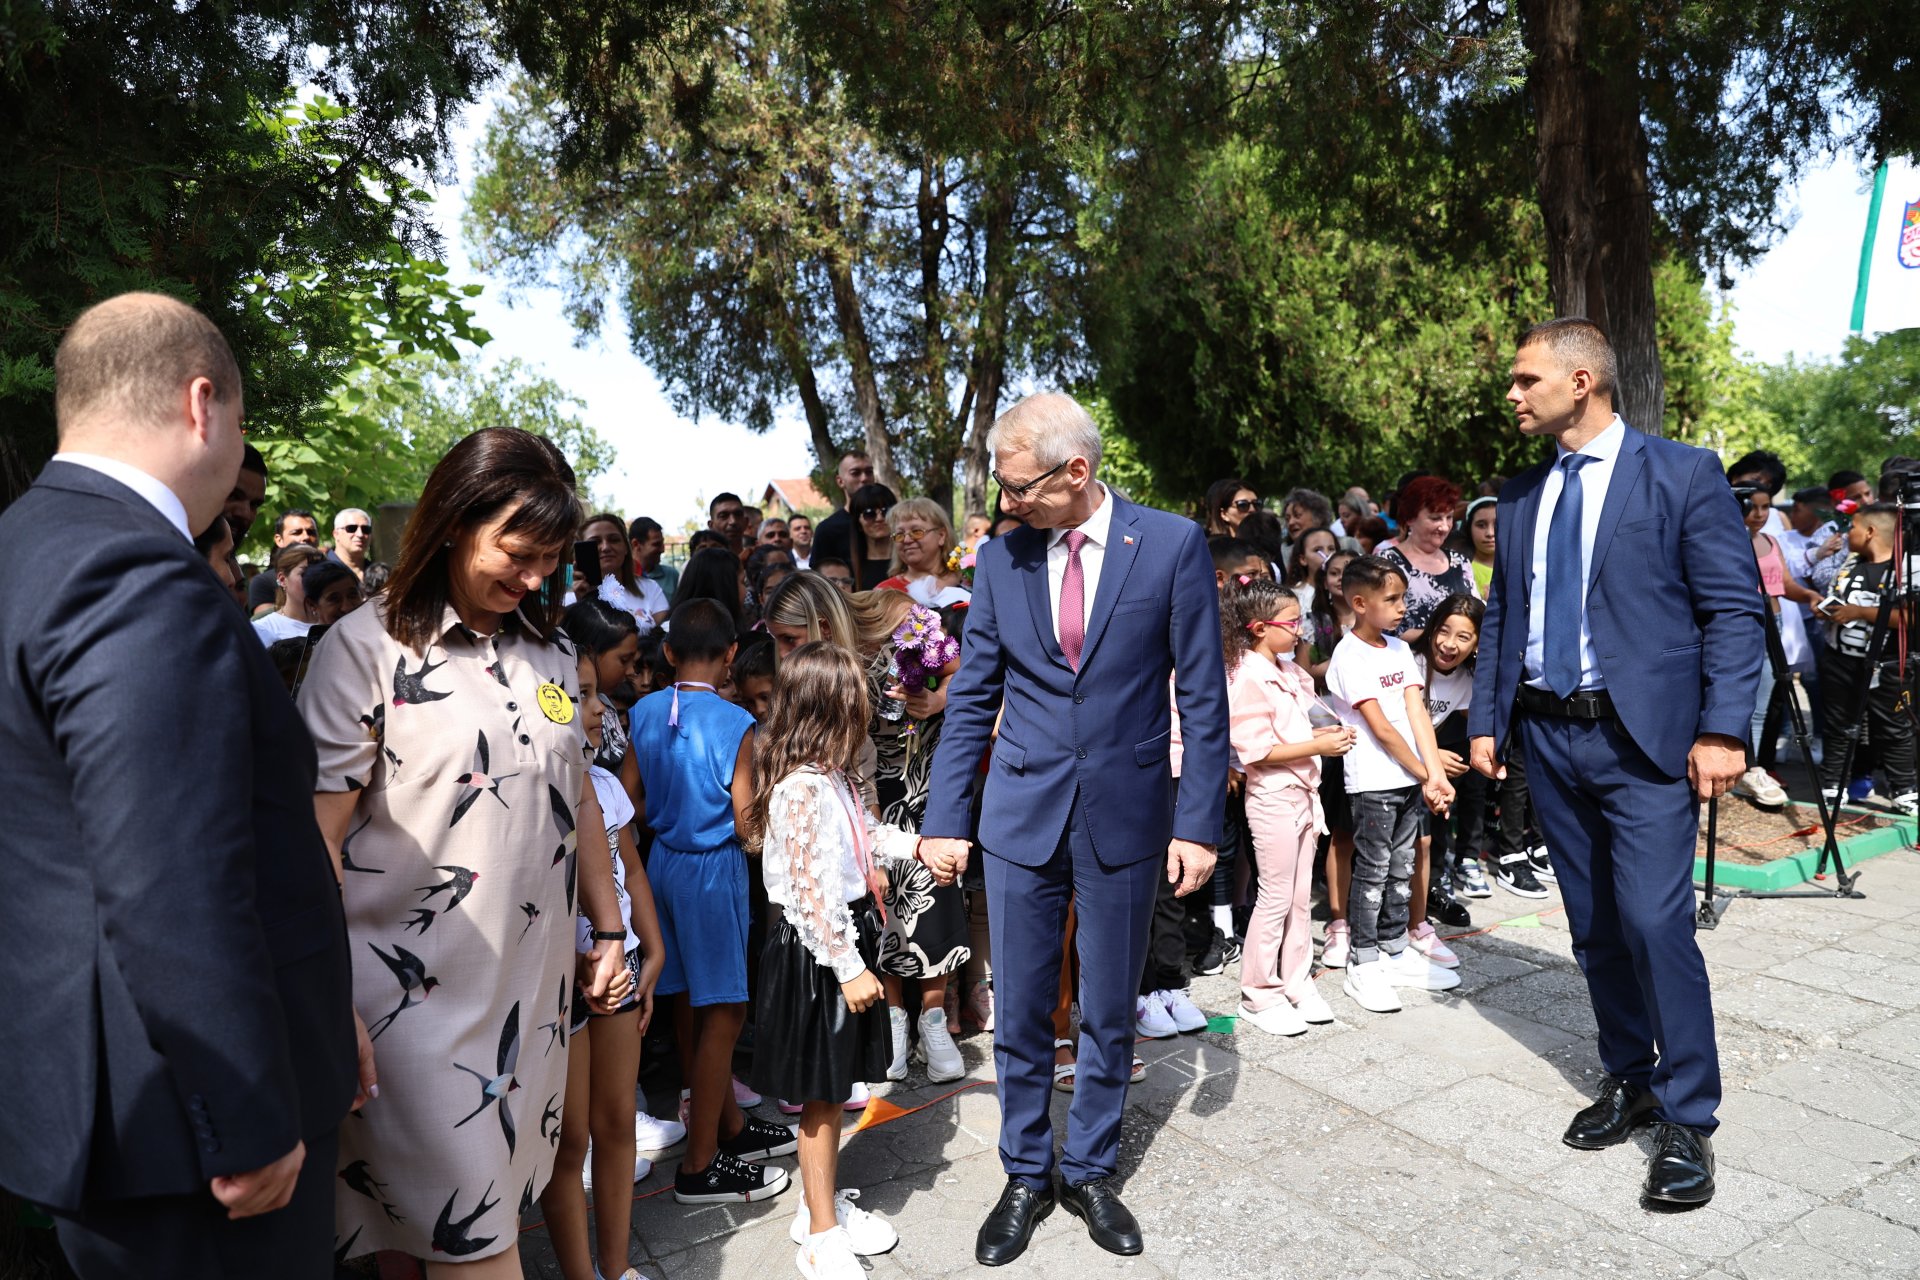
[1123,534,1135,545]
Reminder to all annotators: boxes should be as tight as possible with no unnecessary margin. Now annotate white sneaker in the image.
[1385,945,1461,991]
[844,1081,870,1111]
[1342,958,1403,1013]
[1134,992,1179,1039]
[1159,987,1208,1033]
[1292,984,1336,1024]
[1889,791,1919,817]
[795,1225,865,1280]
[885,1007,910,1081]
[789,1188,900,1253]
[917,1007,966,1083]
[1239,999,1308,1036]
[634,1109,686,1154]
[1735,766,1789,809]
[582,1143,652,1190]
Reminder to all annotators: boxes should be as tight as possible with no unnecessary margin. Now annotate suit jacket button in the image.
[202,1140,220,1154]
[1076,748,1087,760]
[1073,694,1084,704]
[519,734,531,745]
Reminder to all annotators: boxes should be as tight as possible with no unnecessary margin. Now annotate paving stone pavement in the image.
[520,845,1920,1280]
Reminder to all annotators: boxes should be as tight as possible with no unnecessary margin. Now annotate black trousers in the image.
[1139,778,1243,994]
[54,1128,340,1280]
[1817,648,1916,797]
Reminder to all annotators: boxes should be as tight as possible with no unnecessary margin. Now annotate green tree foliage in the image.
[1725,332,1920,487]
[468,0,1241,512]
[252,351,609,560]
[0,3,499,498]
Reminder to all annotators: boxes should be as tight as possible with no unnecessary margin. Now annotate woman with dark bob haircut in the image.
[296,427,634,1273]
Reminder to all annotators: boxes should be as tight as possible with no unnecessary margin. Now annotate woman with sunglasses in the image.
[847,482,899,591]
[876,498,970,608]
[1203,477,1260,537]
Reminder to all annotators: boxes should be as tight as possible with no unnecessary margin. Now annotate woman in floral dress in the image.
[301,429,630,1277]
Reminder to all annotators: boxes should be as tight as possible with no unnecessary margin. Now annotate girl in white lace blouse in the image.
[740,642,920,1280]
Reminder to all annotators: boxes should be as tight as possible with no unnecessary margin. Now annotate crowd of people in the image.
[4,293,1916,1280]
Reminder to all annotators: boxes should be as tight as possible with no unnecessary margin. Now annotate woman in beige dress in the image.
[299,428,631,1277]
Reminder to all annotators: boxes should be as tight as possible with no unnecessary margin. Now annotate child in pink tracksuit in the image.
[1224,578,1357,1037]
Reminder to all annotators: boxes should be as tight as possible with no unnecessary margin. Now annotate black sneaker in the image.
[1527,844,1557,883]
[1426,886,1472,928]
[1193,929,1229,976]
[1221,934,1244,968]
[672,1150,789,1204]
[1493,851,1550,899]
[719,1113,798,1161]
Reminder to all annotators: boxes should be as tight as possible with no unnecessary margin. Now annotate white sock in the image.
[1212,905,1234,937]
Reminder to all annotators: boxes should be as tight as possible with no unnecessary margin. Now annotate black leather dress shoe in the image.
[1562,1075,1659,1149]
[976,1177,1055,1266]
[1060,1177,1144,1256]
[1643,1122,1715,1206]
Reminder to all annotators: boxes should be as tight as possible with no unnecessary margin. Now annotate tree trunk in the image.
[1585,11,1665,434]
[917,156,956,512]
[964,176,1017,515]
[1520,0,1597,321]
[1520,0,1666,434]
[765,285,839,473]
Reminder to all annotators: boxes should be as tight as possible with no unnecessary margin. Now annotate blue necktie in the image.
[1545,453,1596,698]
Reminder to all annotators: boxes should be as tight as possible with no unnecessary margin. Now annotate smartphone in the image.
[573,539,602,586]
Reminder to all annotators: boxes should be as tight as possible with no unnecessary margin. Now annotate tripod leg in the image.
[1698,795,1722,928]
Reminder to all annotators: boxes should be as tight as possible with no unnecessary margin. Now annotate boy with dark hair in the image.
[1813,505,1915,813]
[629,599,797,1204]
[730,635,777,723]
[1324,556,1458,1012]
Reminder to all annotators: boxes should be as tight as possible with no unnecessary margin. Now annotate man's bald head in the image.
[55,292,242,440]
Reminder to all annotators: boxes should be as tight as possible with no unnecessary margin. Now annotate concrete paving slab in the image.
[507,840,1920,1280]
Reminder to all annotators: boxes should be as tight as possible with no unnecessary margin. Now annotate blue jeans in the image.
[1348,785,1422,964]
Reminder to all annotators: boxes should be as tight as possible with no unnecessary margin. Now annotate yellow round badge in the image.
[535,682,575,724]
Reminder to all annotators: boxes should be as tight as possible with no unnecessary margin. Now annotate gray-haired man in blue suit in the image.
[920,393,1232,1265]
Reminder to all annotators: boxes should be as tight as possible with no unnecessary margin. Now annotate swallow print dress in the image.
[298,602,589,1262]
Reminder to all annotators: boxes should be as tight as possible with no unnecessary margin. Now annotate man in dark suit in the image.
[1468,319,1765,1208]
[0,293,362,1277]
[920,393,1230,1265]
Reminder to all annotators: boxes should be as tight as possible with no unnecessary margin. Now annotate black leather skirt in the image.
[750,897,892,1104]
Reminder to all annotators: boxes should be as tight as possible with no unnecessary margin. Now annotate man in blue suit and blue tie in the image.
[1469,319,1765,1208]
[919,393,1231,1265]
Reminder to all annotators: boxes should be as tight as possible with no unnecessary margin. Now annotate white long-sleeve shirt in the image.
[761,767,918,981]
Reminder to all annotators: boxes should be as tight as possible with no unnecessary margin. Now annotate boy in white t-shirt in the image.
[1323,556,1457,1013]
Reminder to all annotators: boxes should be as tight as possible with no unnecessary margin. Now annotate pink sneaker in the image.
[1408,921,1460,968]
[964,978,995,1034]
[734,1076,763,1108]
[1322,919,1351,969]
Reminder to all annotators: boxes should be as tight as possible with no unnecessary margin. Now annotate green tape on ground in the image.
[1205,1015,1238,1033]
[1502,914,1543,928]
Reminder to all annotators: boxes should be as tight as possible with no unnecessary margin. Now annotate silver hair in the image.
[333,508,371,528]
[987,392,1102,477]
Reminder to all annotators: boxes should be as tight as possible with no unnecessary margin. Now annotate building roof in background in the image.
[762,477,831,516]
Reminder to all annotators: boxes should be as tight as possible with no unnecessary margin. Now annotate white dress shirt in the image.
[1046,482,1114,648]
[51,452,192,543]
[1523,414,1626,691]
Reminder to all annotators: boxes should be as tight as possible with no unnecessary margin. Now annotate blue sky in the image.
[428,101,1887,525]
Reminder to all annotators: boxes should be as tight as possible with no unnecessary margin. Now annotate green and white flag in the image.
[1850,158,1920,336]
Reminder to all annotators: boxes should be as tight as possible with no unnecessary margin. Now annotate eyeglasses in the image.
[858,505,893,520]
[890,527,937,542]
[993,459,1067,501]
[338,524,371,534]
[1229,498,1260,512]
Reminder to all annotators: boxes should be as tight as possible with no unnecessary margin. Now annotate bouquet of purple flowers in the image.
[892,604,960,694]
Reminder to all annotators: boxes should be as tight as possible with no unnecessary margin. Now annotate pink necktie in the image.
[1060,530,1087,669]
